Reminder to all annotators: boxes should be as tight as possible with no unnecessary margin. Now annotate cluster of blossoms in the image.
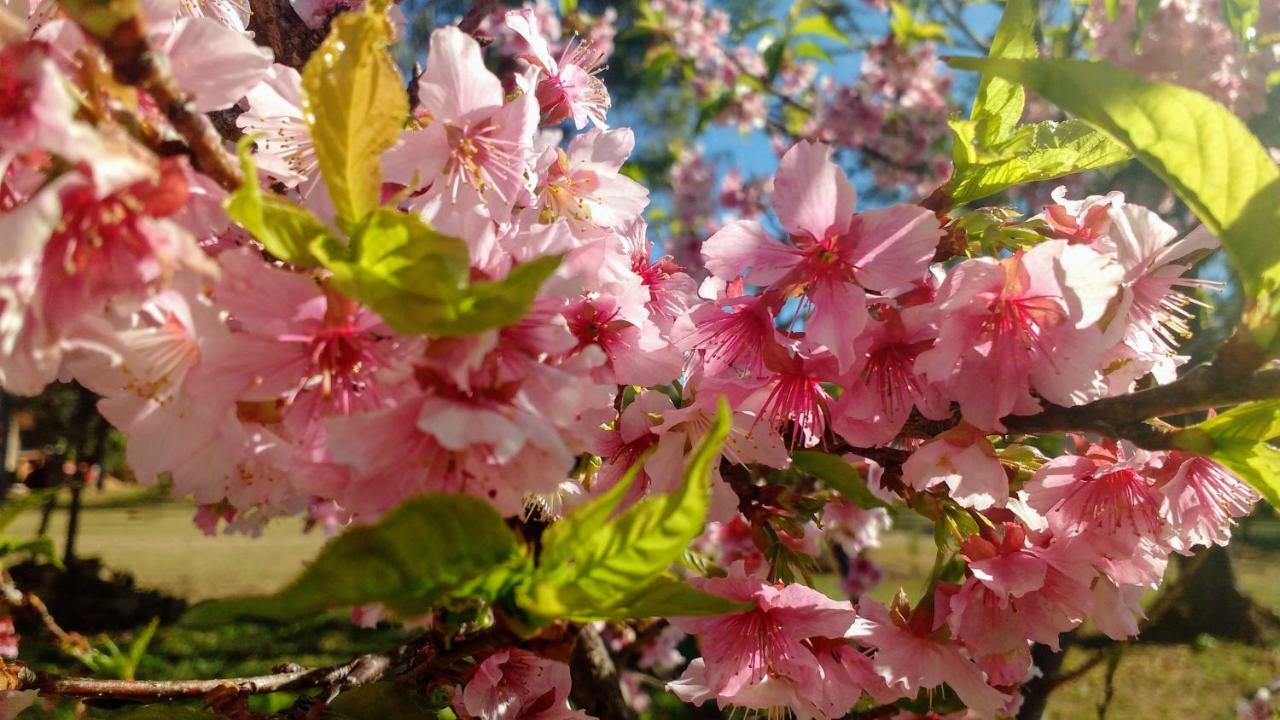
[1086,0,1277,117]
[809,39,956,196]
[0,0,1267,716]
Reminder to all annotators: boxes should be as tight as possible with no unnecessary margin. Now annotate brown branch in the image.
[569,624,636,720]
[1001,364,1280,449]
[16,635,428,702]
[87,16,244,192]
[246,0,325,69]
[458,0,499,36]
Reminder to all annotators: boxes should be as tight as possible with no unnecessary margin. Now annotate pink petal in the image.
[773,141,855,239]
[164,18,272,112]
[847,204,939,291]
[417,27,504,121]
[701,220,798,285]
[803,277,867,371]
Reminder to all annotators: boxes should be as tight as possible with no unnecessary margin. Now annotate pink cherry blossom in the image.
[459,649,593,720]
[849,598,1010,718]
[915,240,1115,430]
[669,570,866,719]
[383,27,537,223]
[1155,452,1260,552]
[505,7,611,129]
[901,424,1008,510]
[701,141,940,370]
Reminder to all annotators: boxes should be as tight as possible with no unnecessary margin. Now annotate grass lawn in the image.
[7,487,1280,719]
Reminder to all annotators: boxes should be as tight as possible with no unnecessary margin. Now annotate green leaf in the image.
[792,13,849,45]
[518,399,733,622]
[314,209,559,336]
[301,5,408,230]
[1196,400,1280,443]
[0,489,57,532]
[791,450,890,509]
[444,255,563,335]
[323,682,437,718]
[584,573,749,621]
[225,138,330,267]
[792,39,831,62]
[761,36,786,79]
[0,536,58,568]
[1222,0,1260,43]
[182,494,526,626]
[1204,442,1280,509]
[946,57,1280,348]
[889,1,949,46]
[947,119,1131,204]
[969,0,1038,146]
[1176,401,1280,508]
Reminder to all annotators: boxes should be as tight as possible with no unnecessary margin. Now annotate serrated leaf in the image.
[791,450,890,509]
[969,0,1038,146]
[314,209,559,336]
[518,399,732,622]
[948,119,1131,204]
[947,57,1280,350]
[301,5,408,229]
[182,494,526,626]
[225,139,330,267]
[583,573,749,621]
[889,1,948,46]
[1196,400,1280,443]
[792,13,849,45]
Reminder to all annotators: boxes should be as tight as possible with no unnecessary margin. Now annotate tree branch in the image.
[458,0,498,37]
[89,16,244,192]
[569,624,636,720]
[246,0,325,69]
[9,635,429,702]
[1000,363,1280,448]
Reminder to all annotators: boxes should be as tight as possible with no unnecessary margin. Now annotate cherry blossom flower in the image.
[506,7,611,129]
[459,649,593,720]
[383,27,538,223]
[915,240,1118,430]
[702,141,940,370]
[668,570,866,719]
[901,424,1008,510]
[849,597,1010,718]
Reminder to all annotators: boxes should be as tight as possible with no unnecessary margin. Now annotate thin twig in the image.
[88,16,244,192]
[458,0,498,36]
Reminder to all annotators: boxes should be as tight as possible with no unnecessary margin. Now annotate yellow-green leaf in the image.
[947,57,1280,349]
[518,399,733,622]
[969,0,1038,146]
[181,494,526,627]
[948,119,1131,204]
[224,139,331,267]
[301,5,408,230]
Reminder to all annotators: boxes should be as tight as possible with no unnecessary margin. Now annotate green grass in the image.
[7,488,1280,719]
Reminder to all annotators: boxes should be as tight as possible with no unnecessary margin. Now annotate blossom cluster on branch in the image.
[0,0,1278,717]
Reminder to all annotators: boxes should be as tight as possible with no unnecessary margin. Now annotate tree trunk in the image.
[1145,546,1277,643]
[1017,637,1074,720]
